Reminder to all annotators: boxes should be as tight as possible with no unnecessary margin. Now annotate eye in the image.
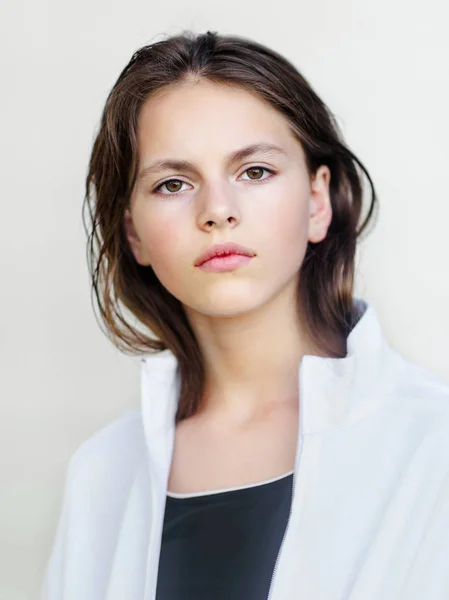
[151,166,276,196]
[152,179,190,196]
[240,166,276,182]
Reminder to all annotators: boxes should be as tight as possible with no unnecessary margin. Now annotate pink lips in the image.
[195,241,256,270]
[197,254,254,272]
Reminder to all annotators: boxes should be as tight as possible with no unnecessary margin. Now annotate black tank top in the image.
[155,470,294,599]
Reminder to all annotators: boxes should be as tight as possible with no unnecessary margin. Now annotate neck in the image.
[183,279,330,425]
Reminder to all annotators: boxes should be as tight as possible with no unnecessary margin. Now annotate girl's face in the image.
[125,79,332,318]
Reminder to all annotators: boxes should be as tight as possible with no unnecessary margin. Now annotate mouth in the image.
[194,242,256,268]
[196,253,254,272]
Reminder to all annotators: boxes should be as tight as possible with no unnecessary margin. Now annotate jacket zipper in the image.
[144,467,165,600]
[266,421,304,600]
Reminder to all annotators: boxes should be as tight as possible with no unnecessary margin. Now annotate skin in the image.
[125,78,333,434]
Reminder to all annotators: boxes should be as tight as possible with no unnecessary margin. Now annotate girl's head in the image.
[83,30,378,422]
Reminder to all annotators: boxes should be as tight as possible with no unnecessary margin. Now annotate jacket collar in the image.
[140,297,394,467]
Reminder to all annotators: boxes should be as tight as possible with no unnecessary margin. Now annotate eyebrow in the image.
[137,143,288,182]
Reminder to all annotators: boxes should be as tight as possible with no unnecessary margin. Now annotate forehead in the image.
[136,80,301,157]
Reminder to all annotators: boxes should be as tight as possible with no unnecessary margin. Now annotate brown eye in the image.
[153,179,188,195]
[164,180,183,193]
[240,166,275,182]
[246,167,265,180]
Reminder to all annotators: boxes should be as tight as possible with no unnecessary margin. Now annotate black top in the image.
[155,470,294,600]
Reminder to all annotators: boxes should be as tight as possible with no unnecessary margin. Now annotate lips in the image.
[195,242,256,267]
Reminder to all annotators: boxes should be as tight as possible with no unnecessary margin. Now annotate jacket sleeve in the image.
[40,450,84,600]
[39,410,144,599]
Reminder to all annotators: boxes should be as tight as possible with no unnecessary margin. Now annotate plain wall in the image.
[1,0,448,597]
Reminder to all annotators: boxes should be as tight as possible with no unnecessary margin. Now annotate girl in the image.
[41,30,449,600]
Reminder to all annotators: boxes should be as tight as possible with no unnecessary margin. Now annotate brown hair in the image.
[82,30,378,423]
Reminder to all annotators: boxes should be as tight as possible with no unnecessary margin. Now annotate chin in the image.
[187,289,272,319]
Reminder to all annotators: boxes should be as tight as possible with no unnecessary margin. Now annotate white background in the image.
[1,0,448,597]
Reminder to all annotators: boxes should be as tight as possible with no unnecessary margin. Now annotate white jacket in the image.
[41,298,449,600]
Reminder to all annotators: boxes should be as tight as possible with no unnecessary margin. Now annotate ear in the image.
[307,165,332,243]
[123,208,151,266]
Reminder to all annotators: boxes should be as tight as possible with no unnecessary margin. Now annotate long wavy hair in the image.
[82,30,378,423]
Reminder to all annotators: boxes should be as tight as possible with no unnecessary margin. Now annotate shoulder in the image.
[67,408,147,489]
[386,348,449,431]
[41,410,148,598]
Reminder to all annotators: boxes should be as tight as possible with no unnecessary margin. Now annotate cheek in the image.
[259,190,310,264]
[137,211,189,283]
[144,222,181,264]
[256,171,309,233]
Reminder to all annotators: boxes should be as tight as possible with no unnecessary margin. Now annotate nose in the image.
[196,180,241,231]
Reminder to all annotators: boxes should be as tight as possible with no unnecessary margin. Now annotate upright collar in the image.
[140,297,395,456]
